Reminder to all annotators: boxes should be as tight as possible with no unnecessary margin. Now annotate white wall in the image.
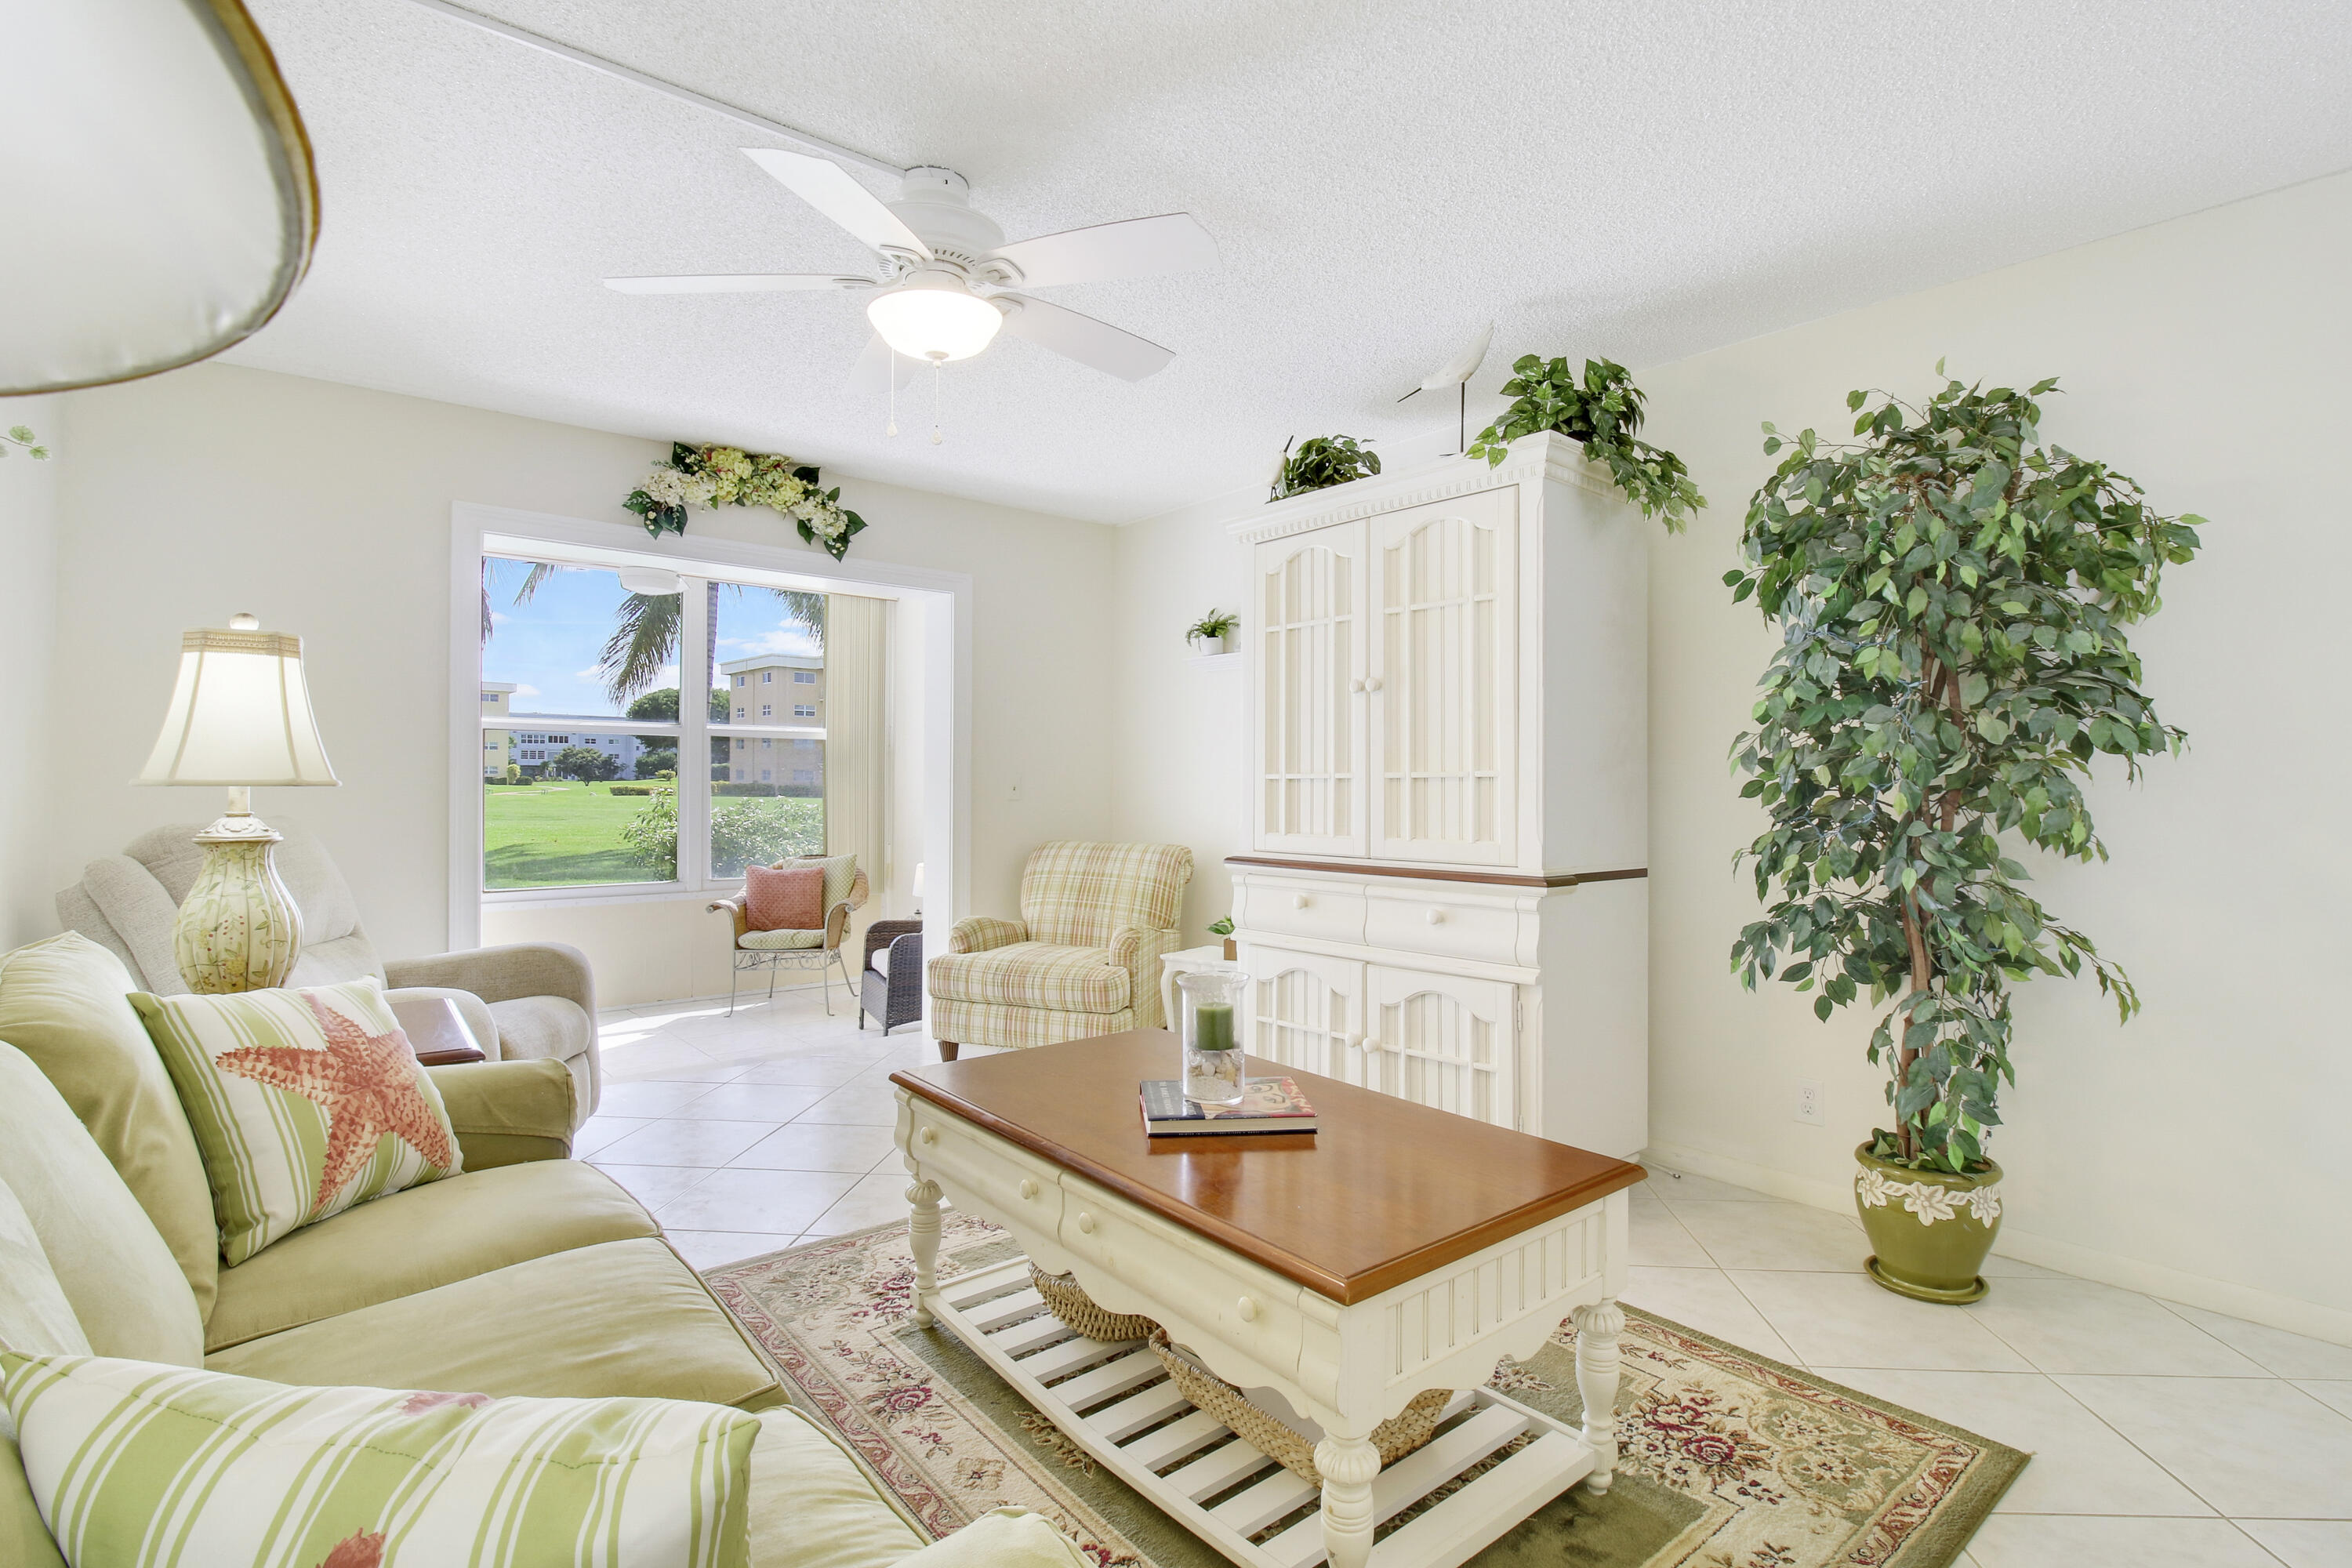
[43,364,1113,971]
[1637,170,2352,1338]
[1108,172,2352,1341]
[1106,485,1255,941]
[0,395,64,949]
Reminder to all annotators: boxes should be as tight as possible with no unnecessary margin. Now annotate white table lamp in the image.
[136,613,339,991]
[910,862,926,916]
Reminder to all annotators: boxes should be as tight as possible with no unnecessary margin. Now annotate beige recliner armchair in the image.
[56,818,601,1124]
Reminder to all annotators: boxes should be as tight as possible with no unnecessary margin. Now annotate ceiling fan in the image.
[606,150,1216,386]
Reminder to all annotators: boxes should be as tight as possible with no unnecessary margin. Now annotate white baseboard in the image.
[1639,1138,2352,1351]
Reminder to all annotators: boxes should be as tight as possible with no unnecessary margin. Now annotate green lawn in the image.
[484,782,826,888]
[484,782,662,888]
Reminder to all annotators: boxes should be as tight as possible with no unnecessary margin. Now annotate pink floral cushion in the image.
[745,865,825,932]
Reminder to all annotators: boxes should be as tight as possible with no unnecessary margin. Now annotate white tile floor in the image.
[587,987,2352,1568]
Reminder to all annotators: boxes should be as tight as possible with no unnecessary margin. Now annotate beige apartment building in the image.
[718,653,824,787]
[480,682,514,777]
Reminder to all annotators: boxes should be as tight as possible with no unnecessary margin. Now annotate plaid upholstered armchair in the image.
[925,840,1193,1061]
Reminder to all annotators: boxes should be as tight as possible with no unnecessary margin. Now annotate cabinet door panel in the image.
[1253,523,1368,856]
[1364,964,1518,1128]
[1239,942,1364,1086]
[1368,488,1516,865]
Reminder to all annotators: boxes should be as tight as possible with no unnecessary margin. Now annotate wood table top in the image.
[890,1031,1644,1305]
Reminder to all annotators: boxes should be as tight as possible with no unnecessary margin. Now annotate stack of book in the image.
[1139,1077,1319,1137]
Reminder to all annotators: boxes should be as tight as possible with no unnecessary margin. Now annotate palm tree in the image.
[480,557,824,704]
[597,584,826,706]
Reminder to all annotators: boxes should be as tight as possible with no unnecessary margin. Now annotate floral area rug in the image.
[705,1216,2023,1568]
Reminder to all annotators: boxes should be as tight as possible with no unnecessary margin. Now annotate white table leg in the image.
[906,1178,943,1327]
[1572,1299,1624,1494]
[1315,1430,1381,1568]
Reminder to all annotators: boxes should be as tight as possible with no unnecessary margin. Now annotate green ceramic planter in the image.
[1852,1142,2003,1305]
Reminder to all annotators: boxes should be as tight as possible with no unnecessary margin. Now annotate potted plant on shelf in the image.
[1269,434,1380,501]
[1187,611,1239,655]
[1467,355,1705,531]
[1208,915,1236,962]
[1726,367,2204,1302]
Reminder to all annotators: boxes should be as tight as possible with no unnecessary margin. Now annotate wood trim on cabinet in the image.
[1227,855,1647,889]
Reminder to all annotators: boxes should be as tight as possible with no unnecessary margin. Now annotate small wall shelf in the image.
[1189,652,1241,666]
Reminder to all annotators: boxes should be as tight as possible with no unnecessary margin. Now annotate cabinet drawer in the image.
[899,1098,1065,1235]
[1058,1173,1306,1386]
[1235,877,1365,945]
[1363,893,1529,967]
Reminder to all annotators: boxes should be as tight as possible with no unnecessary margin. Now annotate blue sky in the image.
[481,559,820,718]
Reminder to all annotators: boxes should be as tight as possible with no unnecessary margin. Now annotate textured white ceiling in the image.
[224,0,2352,523]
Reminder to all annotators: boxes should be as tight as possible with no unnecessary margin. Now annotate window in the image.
[793,703,816,717]
[480,551,829,895]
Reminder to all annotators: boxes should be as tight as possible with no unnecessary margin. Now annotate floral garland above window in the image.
[624,442,868,561]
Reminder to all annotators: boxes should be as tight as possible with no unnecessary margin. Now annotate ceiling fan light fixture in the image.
[866,270,1003,363]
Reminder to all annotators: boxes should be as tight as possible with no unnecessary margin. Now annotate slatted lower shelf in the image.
[925,1257,1594,1568]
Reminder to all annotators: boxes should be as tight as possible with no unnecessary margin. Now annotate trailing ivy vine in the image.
[1270,434,1381,501]
[1726,368,2203,1172]
[1467,355,1704,530]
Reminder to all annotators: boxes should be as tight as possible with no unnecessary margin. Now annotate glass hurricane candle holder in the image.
[1176,968,1247,1106]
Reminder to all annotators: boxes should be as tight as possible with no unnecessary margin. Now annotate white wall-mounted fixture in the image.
[136,613,341,991]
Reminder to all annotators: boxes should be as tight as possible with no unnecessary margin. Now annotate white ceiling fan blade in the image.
[740,148,932,260]
[604,274,872,294]
[985,213,1216,289]
[848,334,921,395]
[995,295,1174,381]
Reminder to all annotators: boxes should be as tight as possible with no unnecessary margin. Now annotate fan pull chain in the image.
[885,350,899,437]
[931,360,944,445]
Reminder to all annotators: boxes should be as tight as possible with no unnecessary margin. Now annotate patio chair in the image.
[859,919,923,1035]
[707,853,866,1016]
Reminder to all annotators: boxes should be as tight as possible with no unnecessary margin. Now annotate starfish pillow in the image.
[132,979,463,1265]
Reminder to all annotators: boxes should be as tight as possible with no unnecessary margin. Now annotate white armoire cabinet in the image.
[1227,433,1647,1156]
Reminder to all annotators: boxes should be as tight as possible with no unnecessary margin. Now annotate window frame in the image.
[472,547,828,907]
[448,502,973,954]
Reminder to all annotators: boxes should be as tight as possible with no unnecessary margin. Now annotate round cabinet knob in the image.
[1345,1033,1364,1051]
[1349,677,1365,693]
[1018,1178,1039,1200]
[916,1125,938,1147]
[1291,893,1309,909]
[1236,1296,1259,1322]
[1364,675,1384,692]
[1076,1211,1096,1235]
[1425,907,1446,925]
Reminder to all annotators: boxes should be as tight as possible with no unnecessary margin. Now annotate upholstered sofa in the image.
[57,818,603,1124]
[926,840,1192,1061]
[0,933,1079,1568]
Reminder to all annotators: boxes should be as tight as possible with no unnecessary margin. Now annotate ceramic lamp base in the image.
[174,809,303,993]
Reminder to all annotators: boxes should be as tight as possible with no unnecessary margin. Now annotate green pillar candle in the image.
[1192,1002,1236,1053]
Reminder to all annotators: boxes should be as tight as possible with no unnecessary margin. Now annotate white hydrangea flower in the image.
[1854,1166,1894,1209]
[1962,1185,2002,1224]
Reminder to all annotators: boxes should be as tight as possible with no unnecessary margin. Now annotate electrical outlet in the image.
[1793,1080,1825,1127]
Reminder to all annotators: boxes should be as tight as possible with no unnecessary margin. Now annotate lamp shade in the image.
[1,0,318,394]
[137,615,339,787]
[911,862,927,902]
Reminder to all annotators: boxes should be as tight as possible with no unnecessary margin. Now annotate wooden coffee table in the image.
[890,1032,1642,1568]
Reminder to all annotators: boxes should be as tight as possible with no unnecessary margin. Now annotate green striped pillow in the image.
[129,981,463,1266]
[2,1352,757,1568]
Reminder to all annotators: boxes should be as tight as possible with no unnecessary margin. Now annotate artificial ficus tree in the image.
[1726,369,2204,1173]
